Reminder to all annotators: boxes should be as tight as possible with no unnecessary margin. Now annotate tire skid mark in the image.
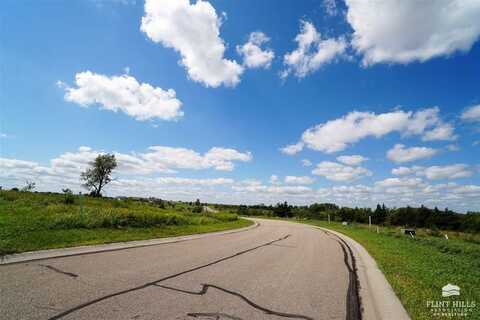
[155,283,314,320]
[39,264,78,278]
[187,312,244,320]
[48,234,291,320]
[320,230,362,320]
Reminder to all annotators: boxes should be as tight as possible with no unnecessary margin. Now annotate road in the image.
[0,218,361,320]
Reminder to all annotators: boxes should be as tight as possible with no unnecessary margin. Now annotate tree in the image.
[81,154,117,197]
[21,180,36,192]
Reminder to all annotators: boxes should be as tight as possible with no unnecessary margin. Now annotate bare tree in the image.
[22,180,36,192]
[81,154,117,197]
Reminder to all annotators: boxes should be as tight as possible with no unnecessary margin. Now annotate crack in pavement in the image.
[48,234,291,320]
[155,283,313,320]
[39,264,78,278]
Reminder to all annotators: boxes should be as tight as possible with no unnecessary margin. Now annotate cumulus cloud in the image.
[312,161,371,182]
[269,175,279,184]
[284,107,454,154]
[421,164,473,180]
[60,71,182,121]
[336,155,368,166]
[461,105,480,122]
[236,32,274,69]
[135,146,252,172]
[282,21,347,78]
[422,123,457,141]
[392,166,421,176]
[0,145,251,187]
[345,0,480,65]
[302,159,312,167]
[280,142,304,155]
[140,0,243,88]
[284,175,315,185]
[392,164,473,180]
[387,144,437,163]
[374,177,426,196]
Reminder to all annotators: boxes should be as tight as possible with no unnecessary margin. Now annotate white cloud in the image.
[141,0,243,88]
[282,21,347,78]
[387,144,437,163]
[284,175,315,185]
[0,145,251,185]
[392,166,422,176]
[280,142,304,155]
[336,155,368,166]
[345,0,480,65]
[301,159,312,167]
[461,105,480,122]
[421,164,473,180]
[139,146,252,172]
[286,107,453,154]
[232,184,313,196]
[269,175,279,184]
[422,123,457,141]
[236,32,274,69]
[60,71,183,121]
[312,161,371,182]
[152,177,234,186]
[375,177,424,188]
[391,164,473,180]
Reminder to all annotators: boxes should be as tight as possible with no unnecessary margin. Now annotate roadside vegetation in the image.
[0,190,251,256]
[301,220,480,320]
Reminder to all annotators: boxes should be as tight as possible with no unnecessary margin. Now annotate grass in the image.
[0,190,252,255]
[297,219,480,320]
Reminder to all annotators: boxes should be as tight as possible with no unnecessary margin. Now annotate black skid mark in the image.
[39,264,78,278]
[187,312,244,320]
[48,234,291,320]
[156,284,314,320]
[320,230,362,320]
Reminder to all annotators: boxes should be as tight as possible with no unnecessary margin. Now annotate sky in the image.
[1,0,480,212]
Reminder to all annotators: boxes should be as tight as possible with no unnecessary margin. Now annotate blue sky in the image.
[1,0,480,211]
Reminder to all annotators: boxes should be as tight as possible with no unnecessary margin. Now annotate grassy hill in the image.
[0,190,252,255]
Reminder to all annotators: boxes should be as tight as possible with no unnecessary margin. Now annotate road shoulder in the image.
[312,225,411,320]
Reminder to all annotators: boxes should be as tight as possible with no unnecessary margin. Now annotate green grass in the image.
[299,219,480,320]
[0,190,252,255]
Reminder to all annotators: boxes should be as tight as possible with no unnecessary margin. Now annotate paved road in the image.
[0,219,360,320]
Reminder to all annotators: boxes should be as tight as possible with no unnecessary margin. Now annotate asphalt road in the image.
[0,218,361,320]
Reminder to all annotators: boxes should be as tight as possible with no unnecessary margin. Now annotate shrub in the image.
[62,188,75,205]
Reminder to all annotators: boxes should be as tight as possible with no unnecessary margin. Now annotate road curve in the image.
[0,218,361,320]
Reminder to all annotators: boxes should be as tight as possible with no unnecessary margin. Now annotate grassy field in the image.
[298,219,480,320]
[0,190,252,256]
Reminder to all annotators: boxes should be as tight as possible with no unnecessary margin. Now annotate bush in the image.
[62,188,75,205]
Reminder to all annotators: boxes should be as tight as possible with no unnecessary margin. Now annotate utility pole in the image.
[369,215,372,230]
[328,214,330,224]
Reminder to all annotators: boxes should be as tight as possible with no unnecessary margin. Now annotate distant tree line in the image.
[232,202,480,233]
